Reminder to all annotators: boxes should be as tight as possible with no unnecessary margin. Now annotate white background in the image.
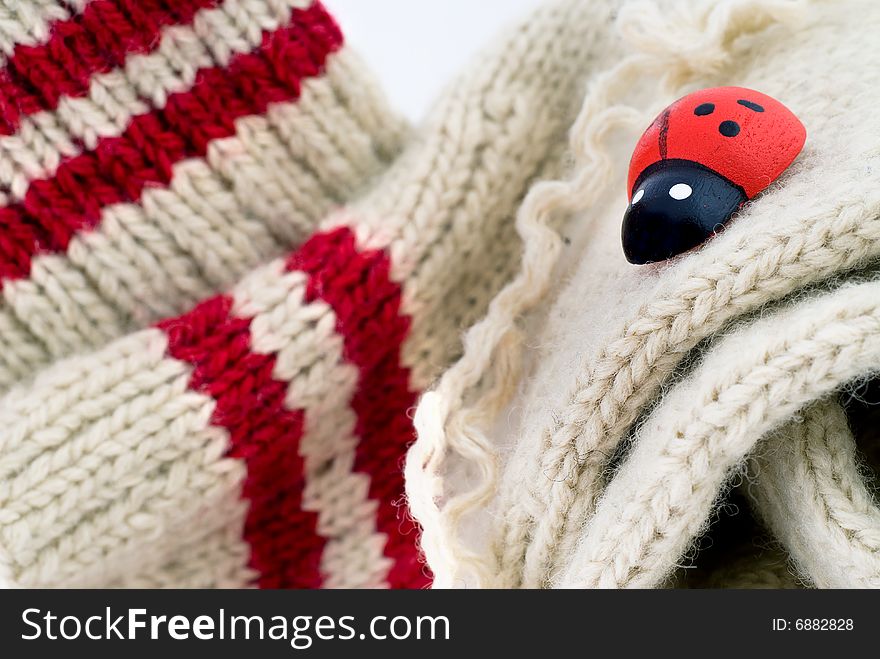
[324,0,543,122]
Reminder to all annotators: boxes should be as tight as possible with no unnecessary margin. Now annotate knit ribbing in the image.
[1,3,336,281]
[0,225,422,588]
[0,0,310,199]
[0,0,407,392]
[0,0,616,588]
[0,0,217,135]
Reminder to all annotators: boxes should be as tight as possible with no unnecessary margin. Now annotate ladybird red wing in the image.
[626,109,665,197]
[627,86,806,199]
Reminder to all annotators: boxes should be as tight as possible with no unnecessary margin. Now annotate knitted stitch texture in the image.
[0,0,407,393]
[0,0,615,588]
[4,0,879,591]
[747,399,880,588]
[406,0,880,589]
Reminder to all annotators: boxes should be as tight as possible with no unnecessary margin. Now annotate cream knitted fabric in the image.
[0,0,616,588]
[407,0,880,588]
[0,0,406,393]
[747,399,880,588]
[4,0,879,592]
[553,279,880,588]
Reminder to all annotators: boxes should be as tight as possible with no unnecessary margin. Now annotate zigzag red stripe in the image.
[0,0,219,135]
[158,295,323,589]
[288,227,431,589]
[0,2,342,286]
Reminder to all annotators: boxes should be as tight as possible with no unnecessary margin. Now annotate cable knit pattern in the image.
[0,0,407,393]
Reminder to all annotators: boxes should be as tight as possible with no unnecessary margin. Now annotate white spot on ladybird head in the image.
[631,188,644,205]
[669,183,692,200]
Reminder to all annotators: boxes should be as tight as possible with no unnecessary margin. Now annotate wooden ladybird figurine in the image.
[622,86,806,264]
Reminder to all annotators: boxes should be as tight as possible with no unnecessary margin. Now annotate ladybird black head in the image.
[624,87,806,264]
[621,159,747,264]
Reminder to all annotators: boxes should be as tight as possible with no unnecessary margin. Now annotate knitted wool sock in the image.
[0,0,407,393]
[747,399,880,587]
[405,0,880,588]
[549,277,880,588]
[0,0,616,588]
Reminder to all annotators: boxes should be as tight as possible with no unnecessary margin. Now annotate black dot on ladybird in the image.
[719,120,740,137]
[694,103,715,116]
[737,99,764,112]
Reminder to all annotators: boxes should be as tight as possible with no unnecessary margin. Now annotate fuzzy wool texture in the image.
[0,0,408,394]
[0,0,616,588]
[2,0,880,590]
[747,399,880,588]
[407,0,880,589]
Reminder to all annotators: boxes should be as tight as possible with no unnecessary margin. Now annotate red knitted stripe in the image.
[288,227,431,589]
[0,2,342,286]
[0,0,219,136]
[158,294,324,589]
